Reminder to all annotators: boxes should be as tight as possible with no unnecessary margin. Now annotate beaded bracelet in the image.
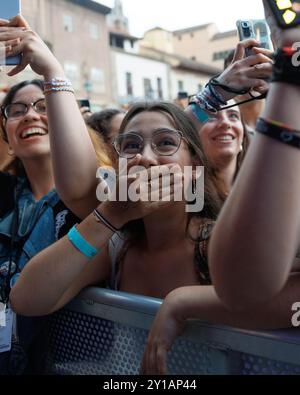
[256,118,300,149]
[44,77,75,94]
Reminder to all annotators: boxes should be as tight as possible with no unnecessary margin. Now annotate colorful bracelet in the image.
[44,77,75,94]
[67,225,100,259]
[256,118,300,149]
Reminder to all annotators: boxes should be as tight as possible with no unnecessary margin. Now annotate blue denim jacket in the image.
[0,177,60,287]
[0,176,61,375]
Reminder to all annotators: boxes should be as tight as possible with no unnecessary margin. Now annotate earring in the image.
[7,147,14,156]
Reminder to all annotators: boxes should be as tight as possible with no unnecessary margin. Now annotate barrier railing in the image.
[42,287,300,375]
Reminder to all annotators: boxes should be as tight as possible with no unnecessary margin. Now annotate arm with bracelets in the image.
[186,38,273,127]
[0,15,99,218]
[209,0,300,311]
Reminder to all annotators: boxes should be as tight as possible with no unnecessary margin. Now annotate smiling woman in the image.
[197,104,250,196]
[0,79,82,375]
[0,76,112,375]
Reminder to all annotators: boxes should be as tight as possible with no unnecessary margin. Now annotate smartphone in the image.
[77,99,91,109]
[236,19,273,56]
[0,0,22,65]
[266,0,300,29]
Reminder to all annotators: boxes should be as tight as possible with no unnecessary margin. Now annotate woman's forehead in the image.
[225,100,241,113]
[125,110,177,131]
[12,85,44,103]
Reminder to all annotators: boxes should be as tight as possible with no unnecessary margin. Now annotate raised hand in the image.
[216,38,273,100]
[98,157,185,230]
[140,292,187,375]
[0,15,63,78]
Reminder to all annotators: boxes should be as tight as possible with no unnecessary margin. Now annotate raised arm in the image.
[186,38,272,129]
[141,274,300,375]
[1,15,99,218]
[209,1,300,310]
[9,204,116,316]
[10,164,181,315]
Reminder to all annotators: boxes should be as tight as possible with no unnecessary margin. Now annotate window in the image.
[64,62,80,90]
[144,78,154,100]
[110,35,125,49]
[63,15,73,33]
[177,35,182,41]
[157,78,163,100]
[90,68,105,94]
[89,23,99,40]
[178,80,184,92]
[126,72,133,96]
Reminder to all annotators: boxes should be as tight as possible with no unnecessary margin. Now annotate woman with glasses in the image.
[10,101,223,315]
[0,15,111,374]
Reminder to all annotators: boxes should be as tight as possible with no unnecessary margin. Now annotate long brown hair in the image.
[117,102,225,249]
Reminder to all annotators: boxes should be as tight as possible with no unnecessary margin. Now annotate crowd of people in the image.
[0,0,299,375]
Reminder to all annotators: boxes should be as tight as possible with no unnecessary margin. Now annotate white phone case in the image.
[0,0,22,65]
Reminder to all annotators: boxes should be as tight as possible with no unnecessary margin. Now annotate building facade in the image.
[1,0,113,108]
[142,24,239,70]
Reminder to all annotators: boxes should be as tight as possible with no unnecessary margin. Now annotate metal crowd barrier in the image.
[41,287,300,375]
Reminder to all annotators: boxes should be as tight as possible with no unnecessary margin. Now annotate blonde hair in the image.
[88,127,113,168]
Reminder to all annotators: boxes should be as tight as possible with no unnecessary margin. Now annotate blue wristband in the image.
[67,225,100,259]
[190,102,210,123]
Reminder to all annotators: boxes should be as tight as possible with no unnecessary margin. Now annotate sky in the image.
[97,0,266,37]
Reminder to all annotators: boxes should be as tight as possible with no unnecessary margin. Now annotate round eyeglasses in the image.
[2,98,47,120]
[113,129,186,159]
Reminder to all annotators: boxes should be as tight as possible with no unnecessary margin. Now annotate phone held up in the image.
[266,0,300,29]
[236,19,274,56]
[0,0,22,66]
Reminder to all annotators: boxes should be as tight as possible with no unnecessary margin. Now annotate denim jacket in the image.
[0,176,61,375]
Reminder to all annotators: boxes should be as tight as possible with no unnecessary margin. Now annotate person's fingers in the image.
[156,346,168,375]
[0,30,26,42]
[246,63,273,79]
[251,46,274,59]
[0,26,25,32]
[147,343,158,375]
[252,83,269,95]
[240,38,260,49]
[232,42,245,63]
[5,41,23,57]
[7,54,27,76]
[232,39,260,63]
[245,52,273,67]
[118,154,142,176]
[8,15,30,29]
